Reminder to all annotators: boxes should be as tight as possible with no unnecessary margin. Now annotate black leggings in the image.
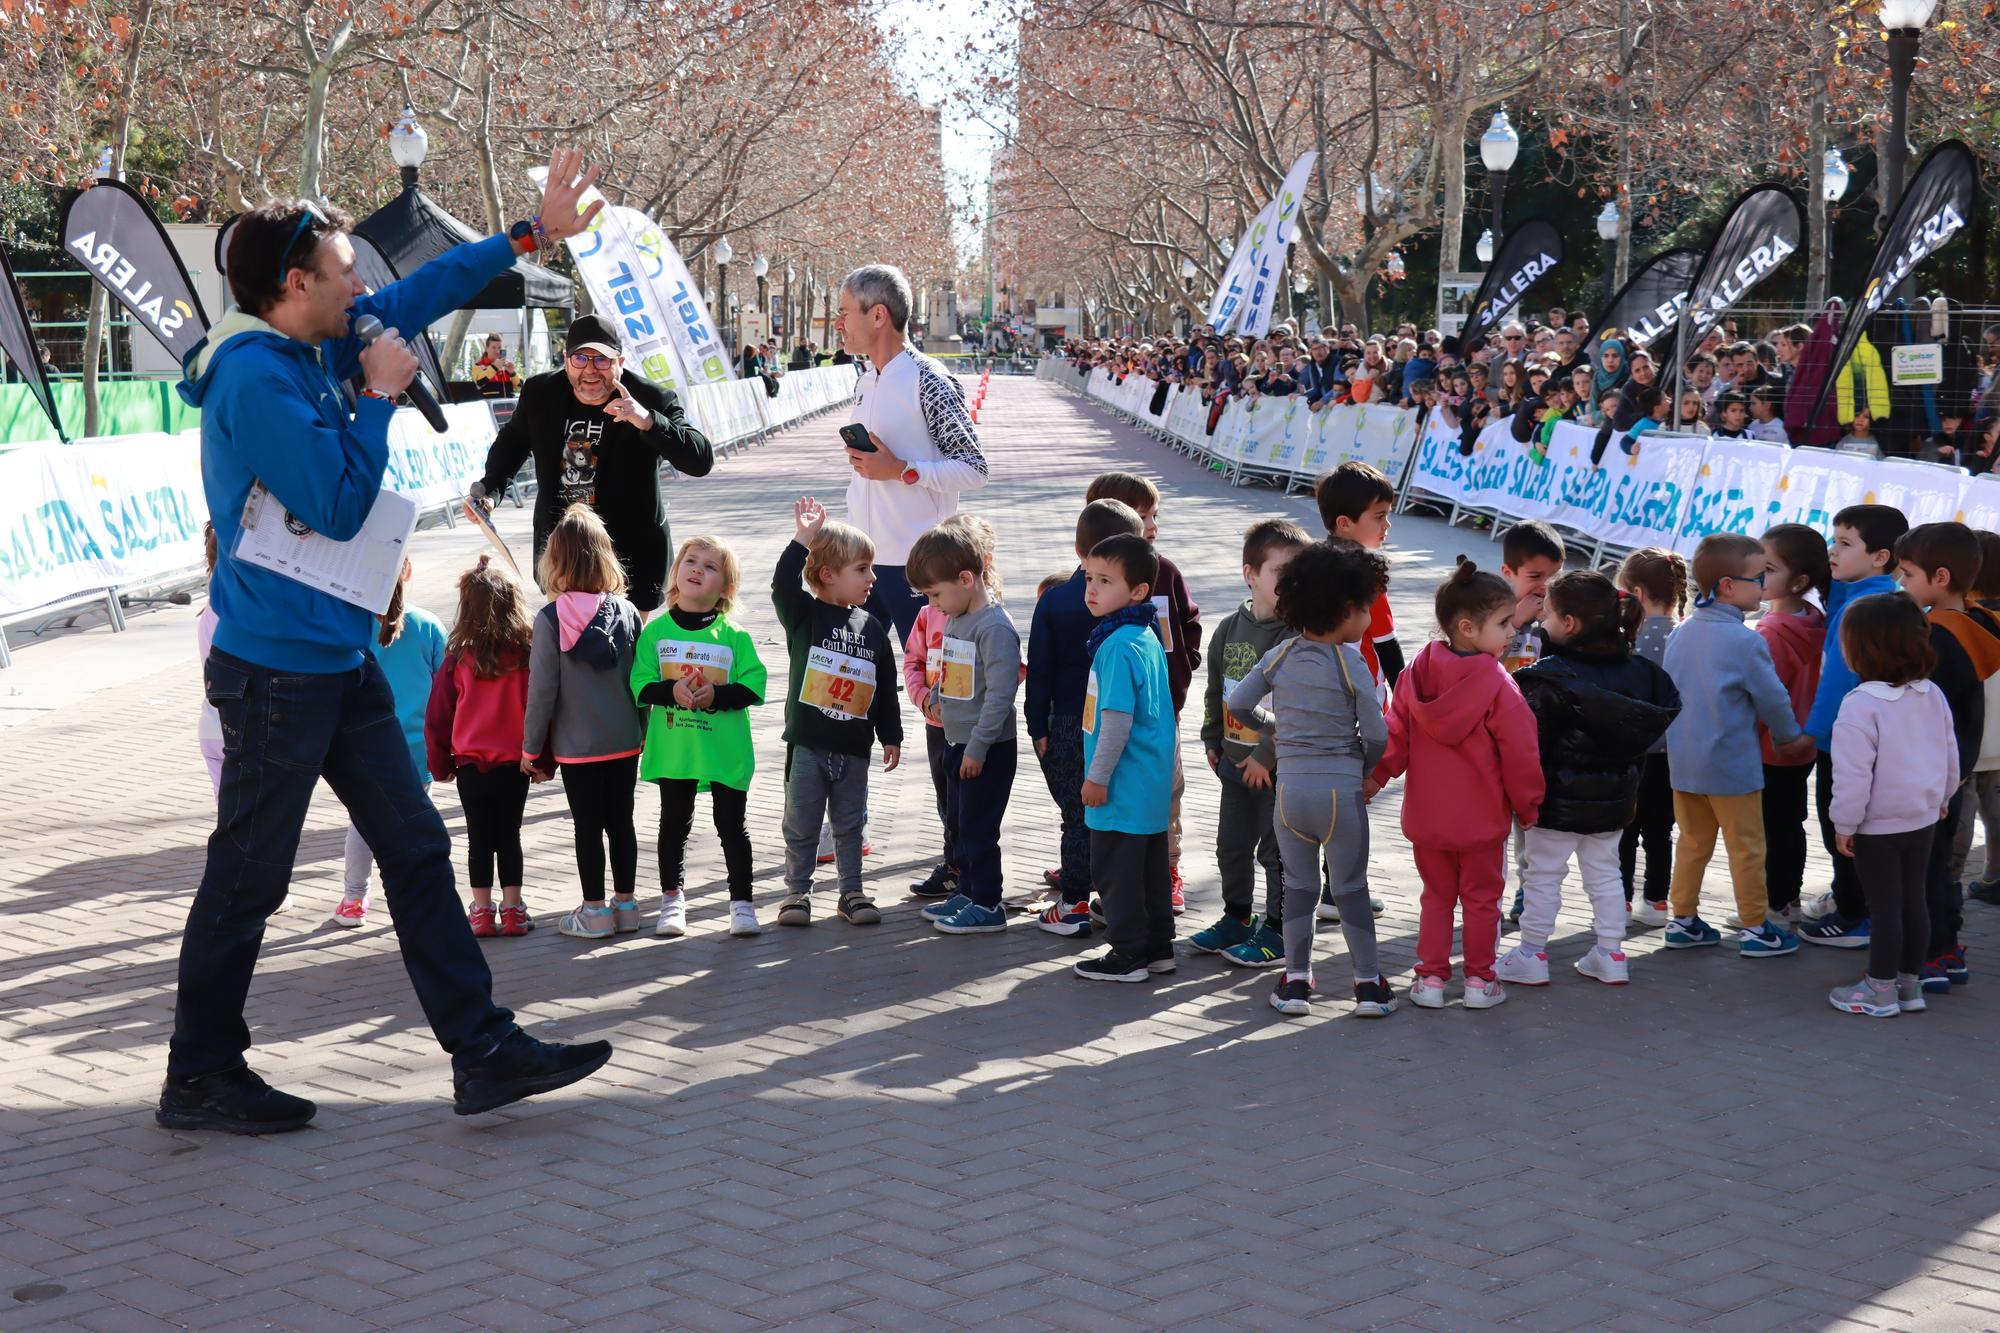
[1619,751,1673,903]
[561,756,639,901]
[1761,762,1812,912]
[457,763,528,890]
[1853,825,1934,981]
[657,779,754,901]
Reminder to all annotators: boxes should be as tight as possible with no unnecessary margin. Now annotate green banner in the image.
[0,381,199,444]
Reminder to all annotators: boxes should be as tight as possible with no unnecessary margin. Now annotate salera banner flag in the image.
[1459,218,1564,352]
[1667,184,1801,380]
[1208,152,1317,337]
[0,241,65,439]
[1806,140,1978,429]
[1586,247,1702,360]
[59,178,209,365]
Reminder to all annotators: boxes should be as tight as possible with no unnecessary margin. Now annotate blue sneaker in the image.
[1035,900,1092,937]
[1945,945,1970,986]
[933,900,1008,934]
[1221,921,1285,968]
[1187,913,1257,954]
[1920,959,1952,994]
[1800,914,1871,949]
[1664,916,1722,949]
[921,893,970,922]
[1738,923,1799,958]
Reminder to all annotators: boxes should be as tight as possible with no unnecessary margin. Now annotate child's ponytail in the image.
[1545,569,1641,653]
[1615,546,1689,618]
[1434,555,1513,634]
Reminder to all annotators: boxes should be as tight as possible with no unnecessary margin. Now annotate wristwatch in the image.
[900,464,920,486]
[508,219,538,254]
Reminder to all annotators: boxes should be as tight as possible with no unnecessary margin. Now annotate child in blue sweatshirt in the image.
[1800,504,1909,948]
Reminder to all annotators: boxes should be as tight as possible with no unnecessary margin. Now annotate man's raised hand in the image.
[535,149,603,241]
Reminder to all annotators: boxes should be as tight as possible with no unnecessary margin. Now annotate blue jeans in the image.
[944,739,1017,908]
[865,563,926,642]
[170,649,516,1079]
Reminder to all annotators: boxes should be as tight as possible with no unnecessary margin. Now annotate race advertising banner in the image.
[610,207,735,386]
[1587,248,1702,359]
[1206,200,1276,335]
[1235,153,1318,339]
[0,241,64,440]
[59,179,210,365]
[1668,185,1802,379]
[1459,219,1564,353]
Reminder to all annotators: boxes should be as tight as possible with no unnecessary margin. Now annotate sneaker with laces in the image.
[557,902,615,939]
[1145,948,1177,975]
[1919,956,1953,993]
[923,893,971,921]
[1042,867,1064,891]
[837,894,881,926]
[1074,948,1149,983]
[1628,900,1670,928]
[1575,945,1630,984]
[1827,975,1899,1017]
[1945,945,1970,986]
[777,894,812,927]
[654,893,688,938]
[1738,923,1799,958]
[910,865,959,899]
[612,897,644,935]
[1800,890,1840,921]
[332,891,368,929]
[1186,913,1256,954]
[1352,975,1397,1017]
[1494,944,1549,986]
[1463,978,1507,1010]
[498,904,534,936]
[1897,974,1928,1012]
[1036,901,1092,936]
[1269,976,1313,1015]
[1169,868,1186,915]
[933,900,1007,934]
[1664,917,1722,949]
[1088,897,1107,928]
[157,1064,316,1135]
[1800,913,1871,948]
[468,903,498,938]
[1410,976,1448,1009]
[729,902,762,936]
[1221,921,1285,968]
[451,1029,614,1116]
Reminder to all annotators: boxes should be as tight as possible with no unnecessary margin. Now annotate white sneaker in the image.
[1575,945,1630,985]
[1800,891,1839,921]
[1628,900,1670,928]
[1463,978,1508,1009]
[728,901,762,936]
[1315,900,1341,922]
[654,894,688,938]
[1494,945,1549,986]
[1410,976,1448,1009]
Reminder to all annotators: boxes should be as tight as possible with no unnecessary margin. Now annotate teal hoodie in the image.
[179,234,513,672]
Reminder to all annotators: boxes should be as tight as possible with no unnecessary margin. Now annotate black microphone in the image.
[352,314,449,433]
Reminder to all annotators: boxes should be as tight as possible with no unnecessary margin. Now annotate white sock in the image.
[1286,969,1312,984]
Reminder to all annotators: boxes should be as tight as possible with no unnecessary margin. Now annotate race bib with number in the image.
[799,646,877,719]
[1220,675,1262,746]
[1152,595,1173,652]
[658,639,733,687]
[940,637,976,701]
[1082,668,1099,734]
[924,645,943,689]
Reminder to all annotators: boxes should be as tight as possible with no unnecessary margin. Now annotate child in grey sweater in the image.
[1228,541,1393,1019]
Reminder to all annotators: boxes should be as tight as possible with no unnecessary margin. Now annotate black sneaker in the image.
[1073,948,1149,983]
[452,1029,613,1116]
[156,1065,316,1135]
[1145,947,1178,975]
[1352,975,1398,1018]
[1269,977,1312,1016]
[910,865,959,899]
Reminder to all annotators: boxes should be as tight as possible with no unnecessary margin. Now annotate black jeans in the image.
[560,755,640,901]
[1761,762,1812,912]
[456,763,528,889]
[1926,780,1968,957]
[1618,751,1673,904]
[171,649,513,1079]
[944,739,1018,909]
[656,778,753,901]
[1093,828,1172,960]
[1853,825,1934,980]
[1036,717,1091,902]
[924,725,960,874]
[1815,753,1864,919]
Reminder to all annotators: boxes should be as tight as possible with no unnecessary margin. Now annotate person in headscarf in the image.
[1592,337,1630,406]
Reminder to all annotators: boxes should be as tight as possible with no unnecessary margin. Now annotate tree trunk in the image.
[1613,0,1635,291]
[1806,79,1829,310]
[296,16,355,199]
[1440,102,1467,277]
[1333,270,1370,337]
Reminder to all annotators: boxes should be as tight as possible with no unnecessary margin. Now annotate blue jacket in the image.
[179,234,516,673]
[1805,573,1900,748]
[1025,568,1095,739]
[1661,603,1803,795]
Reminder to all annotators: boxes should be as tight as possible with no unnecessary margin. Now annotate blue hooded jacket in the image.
[179,234,515,673]
[1804,572,1901,749]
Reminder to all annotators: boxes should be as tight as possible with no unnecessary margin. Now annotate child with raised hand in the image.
[1801,505,1909,947]
[1227,540,1394,1019]
[426,556,546,938]
[1615,547,1687,928]
[1500,572,1680,987]
[337,559,447,928]
[1030,499,1146,936]
[1661,535,1815,957]
[772,497,902,928]
[1369,559,1543,1010]
[1826,595,1956,1017]
[632,536,767,939]
[907,522,1024,935]
[1191,519,1309,967]
[1757,524,1830,926]
[524,505,647,940]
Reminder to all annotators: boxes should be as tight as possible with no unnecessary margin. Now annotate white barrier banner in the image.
[383,401,495,509]
[1350,405,1417,478]
[1958,475,2000,532]
[1871,457,1968,527]
[1766,448,1878,536]
[1675,439,1790,554]
[1408,415,1474,504]
[1573,431,1707,552]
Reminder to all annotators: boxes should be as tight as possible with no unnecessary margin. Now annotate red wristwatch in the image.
[900,464,920,486]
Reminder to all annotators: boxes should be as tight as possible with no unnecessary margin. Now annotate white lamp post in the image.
[1479,106,1520,243]
[1822,146,1851,203]
[389,104,428,190]
[1596,200,1620,308]
[712,235,733,324]
[1877,0,1940,216]
[1476,228,1495,265]
[752,252,770,328]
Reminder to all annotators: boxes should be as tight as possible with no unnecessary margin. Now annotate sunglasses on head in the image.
[567,350,617,369]
[274,201,332,284]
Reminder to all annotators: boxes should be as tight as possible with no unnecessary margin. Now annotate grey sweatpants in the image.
[1274,770,1376,979]
[1216,778,1282,922]
[784,745,869,899]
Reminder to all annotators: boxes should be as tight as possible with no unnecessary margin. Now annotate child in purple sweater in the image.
[1826,594,1959,1019]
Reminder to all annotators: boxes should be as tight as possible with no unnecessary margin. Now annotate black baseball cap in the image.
[565,314,622,358]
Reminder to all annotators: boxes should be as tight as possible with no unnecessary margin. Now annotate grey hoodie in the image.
[523,592,645,763]
[939,601,1023,763]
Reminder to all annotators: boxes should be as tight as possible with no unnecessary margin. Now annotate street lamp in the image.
[752,253,770,331]
[784,263,796,347]
[712,235,733,325]
[1823,146,1851,204]
[1385,252,1406,282]
[1480,106,1520,244]
[1476,228,1495,266]
[389,104,428,191]
[1181,256,1197,335]
[1877,0,1939,216]
[1596,200,1620,308]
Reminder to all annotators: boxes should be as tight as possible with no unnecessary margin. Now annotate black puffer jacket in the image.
[1514,642,1681,834]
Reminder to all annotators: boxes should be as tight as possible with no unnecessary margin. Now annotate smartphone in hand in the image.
[839,423,877,454]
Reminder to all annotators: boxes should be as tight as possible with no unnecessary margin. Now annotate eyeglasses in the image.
[566,351,617,369]
[1724,570,1768,588]
[274,201,332,283]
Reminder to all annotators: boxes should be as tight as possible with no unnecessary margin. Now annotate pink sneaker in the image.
[498,904,535,937]
[332,892,368,929]
[468,903,498,938]
[1169,868,1186,915]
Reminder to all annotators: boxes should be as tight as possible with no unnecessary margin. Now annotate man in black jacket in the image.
[471,314,713,611]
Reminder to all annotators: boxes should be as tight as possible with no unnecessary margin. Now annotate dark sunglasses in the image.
[274,201,332,283]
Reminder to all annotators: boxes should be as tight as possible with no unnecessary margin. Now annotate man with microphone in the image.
[470,314,713,611]
[165,151,614,1135]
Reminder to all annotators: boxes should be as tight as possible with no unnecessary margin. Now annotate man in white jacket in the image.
[837,264,989,640]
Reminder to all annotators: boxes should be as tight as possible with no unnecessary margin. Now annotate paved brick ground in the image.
[4,374,2000,1332]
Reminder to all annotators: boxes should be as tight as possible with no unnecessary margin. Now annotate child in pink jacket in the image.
[904,604,959,899]
[1368,560,1543,1010]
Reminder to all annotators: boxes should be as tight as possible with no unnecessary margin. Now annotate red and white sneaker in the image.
[332,892,368,929]
[498,904,535,937]
[468,903,498,938]
[1043,868,1064,891]
[1169,869,1186,915]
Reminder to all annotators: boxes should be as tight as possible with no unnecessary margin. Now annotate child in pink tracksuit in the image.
[904,603,960,898]
[1368,559,1543,1010]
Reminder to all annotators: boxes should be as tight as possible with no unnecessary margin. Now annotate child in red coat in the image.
[1757,524,1830,924]
[1368,559,1544,1009]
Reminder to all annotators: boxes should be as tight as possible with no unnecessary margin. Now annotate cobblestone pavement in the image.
[4,375,1999,1332]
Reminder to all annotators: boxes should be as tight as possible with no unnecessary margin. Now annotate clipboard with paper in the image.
[232,481,419,614]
